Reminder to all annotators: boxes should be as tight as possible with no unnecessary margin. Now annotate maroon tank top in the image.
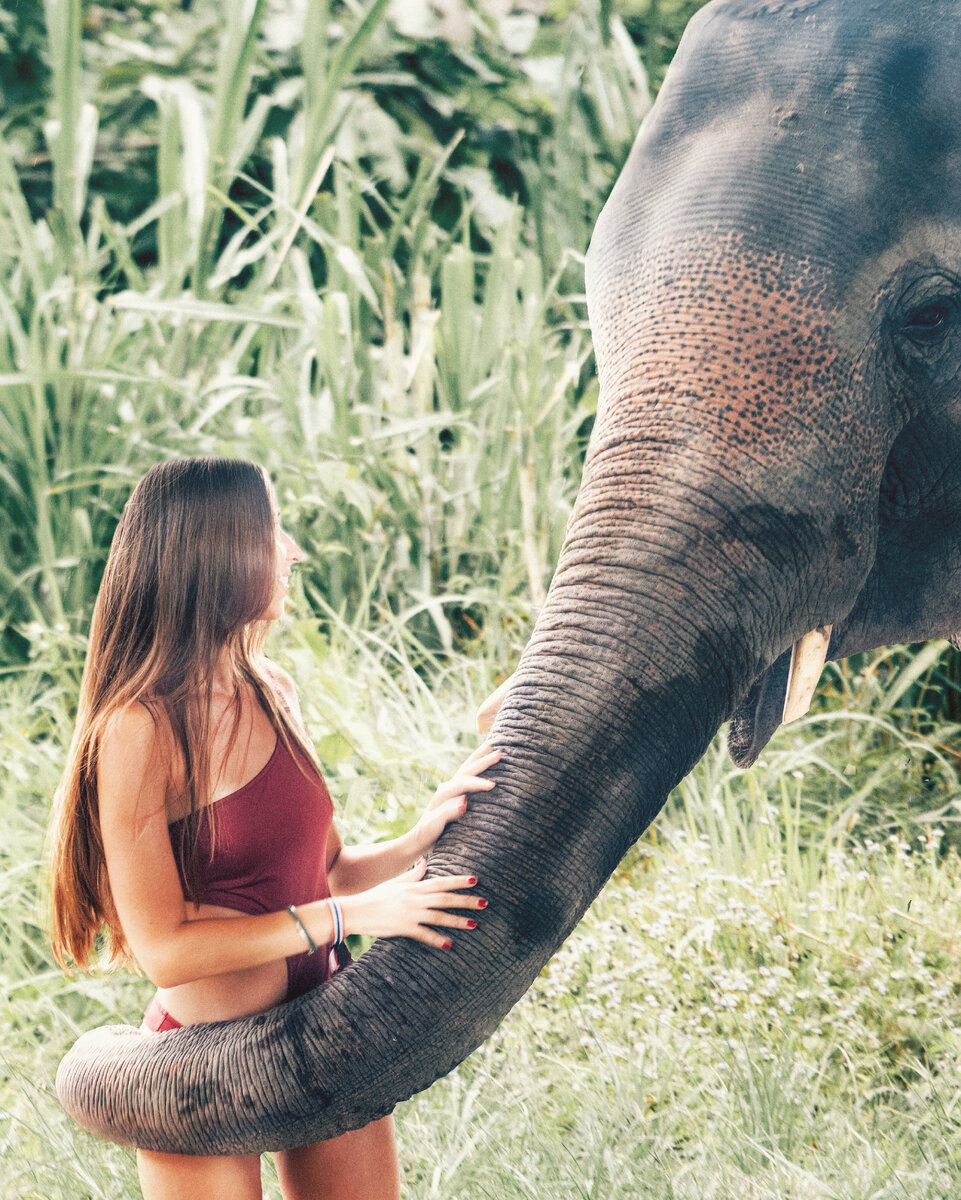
[168,733,339,999]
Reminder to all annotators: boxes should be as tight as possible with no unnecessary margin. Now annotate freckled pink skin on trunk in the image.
[581,231,880,642]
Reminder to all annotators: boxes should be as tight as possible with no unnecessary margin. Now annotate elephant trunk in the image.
[55,537,747,1153]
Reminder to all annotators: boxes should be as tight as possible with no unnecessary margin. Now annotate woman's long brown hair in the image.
[48,458,317,970]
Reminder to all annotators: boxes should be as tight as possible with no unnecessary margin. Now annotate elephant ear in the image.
[727,648,792,768]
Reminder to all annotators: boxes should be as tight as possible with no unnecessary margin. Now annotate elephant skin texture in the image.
[57,0,961,1154]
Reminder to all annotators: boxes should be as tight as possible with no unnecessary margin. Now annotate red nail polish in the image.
[477,899,488,908]
[467,877,477,886]
[466,919,477,929]
[443,939,453,949]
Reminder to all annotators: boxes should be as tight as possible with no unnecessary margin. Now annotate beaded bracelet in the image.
[286,904,318,955]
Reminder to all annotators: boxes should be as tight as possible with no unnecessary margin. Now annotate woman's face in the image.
[260,497,303,622]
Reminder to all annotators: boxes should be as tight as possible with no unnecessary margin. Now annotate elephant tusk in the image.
[476,674,515,733]
[782,626,832,724]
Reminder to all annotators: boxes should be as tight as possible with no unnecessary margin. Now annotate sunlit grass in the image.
[2,0,636,658]
[399,700,961,1200]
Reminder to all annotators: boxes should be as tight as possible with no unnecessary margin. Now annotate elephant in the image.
[56,0,961,1155]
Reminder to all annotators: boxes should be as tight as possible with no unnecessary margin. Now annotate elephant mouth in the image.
[728,627,832,768]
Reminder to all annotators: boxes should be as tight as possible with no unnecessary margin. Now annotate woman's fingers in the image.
[425,746,502,817]
[404,893,486,947]
[414,910,479,930]
[447,746,501,780]
[346,865,485,943]
[433,772,496,805]
[417,894,485,915]
[461,741,499,769]
[463,747,502,774]
[410,928,456,950]
[416,874,479,894]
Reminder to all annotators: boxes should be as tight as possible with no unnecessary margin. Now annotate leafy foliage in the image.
[0,0,675,662]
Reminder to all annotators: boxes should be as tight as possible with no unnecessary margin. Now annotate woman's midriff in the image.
[152,902,289,1026]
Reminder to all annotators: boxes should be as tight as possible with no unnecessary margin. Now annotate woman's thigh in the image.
[274,1114,400,1200]
[137,1148,263,1200]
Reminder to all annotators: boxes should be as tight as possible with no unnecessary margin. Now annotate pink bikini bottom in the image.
[142,996,183,1032]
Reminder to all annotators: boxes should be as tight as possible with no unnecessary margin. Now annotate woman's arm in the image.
[326,742,501,895]
[98,705,482,987]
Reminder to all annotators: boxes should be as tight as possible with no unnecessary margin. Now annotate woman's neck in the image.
[209,648,242,697]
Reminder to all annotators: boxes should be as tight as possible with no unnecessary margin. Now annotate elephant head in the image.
[57,0,961,1153]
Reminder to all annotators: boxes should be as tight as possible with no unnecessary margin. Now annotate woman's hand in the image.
[335,860,487,949]
[410,742,502,858]
[323,742,502,897]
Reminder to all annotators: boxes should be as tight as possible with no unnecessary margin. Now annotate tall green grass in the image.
[0,0,663,661]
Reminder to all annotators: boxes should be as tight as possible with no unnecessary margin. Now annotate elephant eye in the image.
[902,298,955,343]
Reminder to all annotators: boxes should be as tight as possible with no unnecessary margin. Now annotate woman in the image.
[48,457,497,1199]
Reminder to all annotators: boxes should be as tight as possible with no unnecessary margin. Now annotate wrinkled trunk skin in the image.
[56,536,776,1153]
[57,0,922,1155]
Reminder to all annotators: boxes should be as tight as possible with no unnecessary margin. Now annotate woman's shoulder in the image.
[257,656,310,735]
[99,701,176,778]
[95,702,178,827]
[102,700,158,746]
